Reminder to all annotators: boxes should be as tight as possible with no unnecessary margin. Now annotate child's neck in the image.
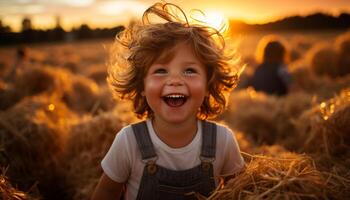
[151,117,198,149]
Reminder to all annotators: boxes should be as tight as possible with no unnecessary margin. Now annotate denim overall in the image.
[131,121,217,200]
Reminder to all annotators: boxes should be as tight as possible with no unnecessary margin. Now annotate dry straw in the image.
[222,89,312,146]
[207,152,350,200]
[294,89,350,157]
[0,173,39,200]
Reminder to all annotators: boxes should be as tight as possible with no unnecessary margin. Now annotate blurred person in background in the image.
[247,35,292,96]
[5,46,29,82]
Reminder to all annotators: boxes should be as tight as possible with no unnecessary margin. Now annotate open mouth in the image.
[162,94,188,107]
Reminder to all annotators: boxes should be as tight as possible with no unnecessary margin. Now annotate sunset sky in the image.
[1,0,350,32]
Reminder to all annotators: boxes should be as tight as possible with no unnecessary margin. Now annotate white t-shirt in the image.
[101,120,244,200]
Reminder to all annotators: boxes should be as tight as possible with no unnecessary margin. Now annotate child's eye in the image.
[154,68,167,74]
[184,68,197,75]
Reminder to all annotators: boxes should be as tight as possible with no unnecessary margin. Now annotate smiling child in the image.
[92,2,245,200]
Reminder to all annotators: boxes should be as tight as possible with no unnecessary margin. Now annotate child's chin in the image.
[163,115,195,124]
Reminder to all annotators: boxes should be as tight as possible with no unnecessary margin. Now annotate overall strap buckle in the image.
[143,156,158,175]
[200,156,215,171]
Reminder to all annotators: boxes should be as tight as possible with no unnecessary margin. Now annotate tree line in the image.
[0,17,124,45]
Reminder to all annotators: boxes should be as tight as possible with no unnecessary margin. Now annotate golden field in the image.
[0,30,349,199]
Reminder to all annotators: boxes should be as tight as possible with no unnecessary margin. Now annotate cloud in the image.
[58,0,95,7]
[0,0,95,7]
[96,1,147,16]
[0,4,46,15]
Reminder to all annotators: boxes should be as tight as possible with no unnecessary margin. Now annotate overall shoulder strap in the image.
[200,120,217,159]
[131,121,157,160]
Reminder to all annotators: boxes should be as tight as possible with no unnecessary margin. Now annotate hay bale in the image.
[276,92,313,119]
[1,66,74,110]
[13,65,72,97]
[0,83,22,111]
[274,92,313,148]
[291,36,314,52]
[223,90,312,146]
[289,48,302,62]
[290,60,350,99]
[63,110,137,200]
[62,75,100,113]
[42,46,81,73]
[0,61,8,78]
[87,86,117,115]
[63,58,80,73]
[335,32,350,77]
[294,89,350,157]
[289,62,320,91]
[14,66,56,96]
[311,74,350,100]
[222,89,279,145]
[288,36,314,62]
[307,44,338,78]
[85,65,108,85]
[0,95,77,199]
[208,153,350,200]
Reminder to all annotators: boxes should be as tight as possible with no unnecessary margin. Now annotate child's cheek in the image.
[144,76,164,96]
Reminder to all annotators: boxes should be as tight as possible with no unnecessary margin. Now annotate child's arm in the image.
[92,172,124,200]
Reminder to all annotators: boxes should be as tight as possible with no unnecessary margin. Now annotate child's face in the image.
[143,42,207,124]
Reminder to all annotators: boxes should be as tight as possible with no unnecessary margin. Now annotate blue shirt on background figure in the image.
[248,36,292,96]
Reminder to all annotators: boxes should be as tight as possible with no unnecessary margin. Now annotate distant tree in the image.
[53,16,65,41]
[77,24,92,39]
[339,13,350,29]
[0,19,11,33]
[22,17,32,31]
[21,17,37,43]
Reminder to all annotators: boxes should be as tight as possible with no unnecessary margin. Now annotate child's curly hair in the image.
[108,2,240,119]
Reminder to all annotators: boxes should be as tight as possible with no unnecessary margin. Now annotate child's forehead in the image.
[154,41,197,64]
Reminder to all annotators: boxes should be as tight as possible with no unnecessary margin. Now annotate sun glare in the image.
[191,10,229,33]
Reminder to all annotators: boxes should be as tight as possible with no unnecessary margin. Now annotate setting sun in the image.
[205,11,229,32]
[191,10,229,33]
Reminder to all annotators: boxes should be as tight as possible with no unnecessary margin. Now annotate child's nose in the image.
[166,73,184,86]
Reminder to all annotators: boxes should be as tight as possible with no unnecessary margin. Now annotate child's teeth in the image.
[167,94,184,98]
[163,94,187,107]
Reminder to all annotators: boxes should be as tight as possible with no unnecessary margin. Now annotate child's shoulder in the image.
[117,120,150,138]
[204,120,234,138]
[115,123,137,141]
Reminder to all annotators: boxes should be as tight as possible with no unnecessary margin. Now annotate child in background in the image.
[5,46,29,82]
[248,35,292,96]
[92,2,244,200]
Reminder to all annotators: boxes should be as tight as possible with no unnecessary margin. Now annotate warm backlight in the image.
[191,10,229,33]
